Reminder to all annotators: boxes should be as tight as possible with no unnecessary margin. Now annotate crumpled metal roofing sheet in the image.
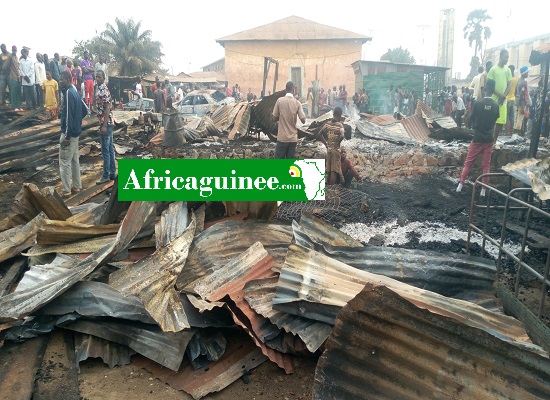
[191,242,293,373]
[23,235,118,256]
[314,286,550,400]
[293,214,497,296]
[274,244,544,352]
[415,99,438,119]
[0,212,43,264]
[364,114,397,126]
[401,113,431,142]
[243,277,332,353]
[503,157,550,200]
[432,115,458,129]
[355,119,415,145]
[133,330,267,400]
[293,213,363,248]
[74,333,135,371]
[0,202,156,321]
[110,203,196,332]
[63,319,195,371]
[176,220,292,291]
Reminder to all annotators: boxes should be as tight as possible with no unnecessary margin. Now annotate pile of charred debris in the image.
[0,176,549,399]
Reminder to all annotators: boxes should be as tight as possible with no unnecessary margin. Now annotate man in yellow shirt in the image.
[506,65,519,135]
[42,70,60,118]
[487,49,512,142]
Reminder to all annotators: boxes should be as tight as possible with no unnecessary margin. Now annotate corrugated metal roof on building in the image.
[314,286,550,400]
[243,277,332,353]
[401,113,431,142]
[293,213,496,296]
[176,220,292,291]
[274,244,544,351]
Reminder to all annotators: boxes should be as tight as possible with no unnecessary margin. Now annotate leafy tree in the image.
[464,10,492,65]
[72,18,164,76]
[380,47,416,64]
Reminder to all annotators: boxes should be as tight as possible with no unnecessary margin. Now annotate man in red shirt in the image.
[338,149,362,187]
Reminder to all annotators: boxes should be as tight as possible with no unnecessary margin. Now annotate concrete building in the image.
[215,16,371,99]
[437,9,455,85]
[485,33,550,78]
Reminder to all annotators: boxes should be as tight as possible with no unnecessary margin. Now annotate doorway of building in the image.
[291,67,302,98]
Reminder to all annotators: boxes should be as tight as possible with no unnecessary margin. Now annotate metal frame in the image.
[467,172,550,319]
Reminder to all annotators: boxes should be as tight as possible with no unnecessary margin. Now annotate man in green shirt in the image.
[487,49,512,142]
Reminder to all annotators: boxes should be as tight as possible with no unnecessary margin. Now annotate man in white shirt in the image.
[19,47,37,109]
[94,55,108,84]
[452,94,466,128]
[132,76,143,110]
[34,53,46,108]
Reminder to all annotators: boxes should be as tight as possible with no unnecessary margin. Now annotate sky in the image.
[3,1,547,78]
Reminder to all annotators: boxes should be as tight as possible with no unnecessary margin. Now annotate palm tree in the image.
[463,9,492,62]
[100,18,164,76]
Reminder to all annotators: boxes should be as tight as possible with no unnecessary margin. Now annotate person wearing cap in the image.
[487,49,512,142]
[7,45,22,111]
[514,65,531,135]
[457,79,500,197]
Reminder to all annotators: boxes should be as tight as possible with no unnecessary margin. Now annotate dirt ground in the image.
[0,143,549,399]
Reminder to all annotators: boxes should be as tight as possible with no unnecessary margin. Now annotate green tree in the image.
[72,18,164,76]
[380,47,416,64]
[464,9,492,79]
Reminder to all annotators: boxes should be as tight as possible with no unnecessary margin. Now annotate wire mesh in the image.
[276,185,366,224]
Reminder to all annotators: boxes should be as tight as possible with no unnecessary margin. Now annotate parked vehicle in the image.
[174,90,235,116]
[123,98,155,111]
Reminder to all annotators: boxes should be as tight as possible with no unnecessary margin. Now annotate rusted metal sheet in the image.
[293,213,362,247]
[211,104,234,131]
[36,220,120,245]
[74,333,135,370]
[401,113,430,142]
[228,103,249,140]
[503,157,550,200]
[176,220,292,291]
[7,183,71,228]
[110,203,196,332]
[0,212,43,264]
[294,214,496,296]
[363,114,397,126]
[314,286,550,400]
[250,90,285,137]
[24,235,118,256]
[191,242,293,373]
[134,331,267,400]
[63,319,195,371]
[355,119,415,145]
[415,99,438,119]
[274,244,544,352]
[0,202,156,322]
[243,277,332,353]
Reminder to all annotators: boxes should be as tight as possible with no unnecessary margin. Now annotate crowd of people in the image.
[383,85,420,117]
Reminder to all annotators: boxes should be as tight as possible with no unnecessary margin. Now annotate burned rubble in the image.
[0,94,549,400]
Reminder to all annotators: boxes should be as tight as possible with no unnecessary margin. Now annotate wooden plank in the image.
[0,108,43,133]
[0,257,27,296]
[65,180,114,207]
[228,104,248,140]
[0,336,48,400]
[33,331,80,400]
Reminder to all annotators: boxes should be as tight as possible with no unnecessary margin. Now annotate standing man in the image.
[59,70,87,197]
[95,70,116,184]
[480,61,493,95]
[386,85,394,114]
[0,44,10,105]
[452,94,466,128]
[469,66,485,103]
[34,53,46,108]
[456,79,500,197]
[7,45,22,111]
[94,55,108,84]
[272,81,306,158]
[164,77,174,108]
[506,65,518,135]
[153,83,165,113]
[132,76,143,110]
[514,65,531,135]
[318,106,345,185]
[80,51,94,110]
[50,53,61,83]
[487,50,512,142]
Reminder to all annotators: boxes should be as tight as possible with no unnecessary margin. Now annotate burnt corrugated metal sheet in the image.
[416,99,438,119]
[432,115,458,129]
[0,202,156,322]
[110,203,196,332]
[274,244,543,351]
[364,114,397,126]
[176,220,292,291]
[210,104,234,131]
[133,330,267,400]
[293,213,363,247]
[355,119,415,145]
[74,333,135,370]
[0,212,43,264]
[293,214,496,296]
[63,319,195,371]
[314,286,550,400]
[243,277,332,353]
[24,235,117,256]
[503,157,550,200]
[191,242,293,373]
[401,113,431,142]
[250,90,285,136]
[36,220,120,245]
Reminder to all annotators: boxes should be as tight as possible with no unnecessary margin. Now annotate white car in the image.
[175,90,235,116]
